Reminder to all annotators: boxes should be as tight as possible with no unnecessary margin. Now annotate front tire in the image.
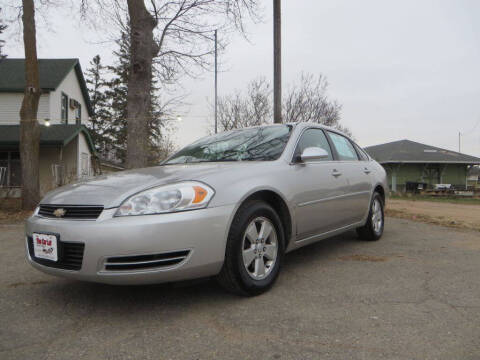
[217,200,285,296]
[356,192,384,241]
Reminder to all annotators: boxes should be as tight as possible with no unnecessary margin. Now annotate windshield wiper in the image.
[176,159,239,164]
[214,158,240,162]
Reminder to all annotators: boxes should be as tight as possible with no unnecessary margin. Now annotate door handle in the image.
[332,170,342,177]
[363,168,371,174]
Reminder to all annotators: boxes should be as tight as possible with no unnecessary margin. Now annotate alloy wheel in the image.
[241,216,278,280]
[372,198,383,233]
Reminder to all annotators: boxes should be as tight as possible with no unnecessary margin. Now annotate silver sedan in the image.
[26,122,387,295]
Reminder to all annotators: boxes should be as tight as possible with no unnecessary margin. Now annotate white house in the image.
[0,58,96,197]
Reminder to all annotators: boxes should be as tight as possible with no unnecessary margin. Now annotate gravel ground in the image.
[387,199,480,231]
[1,218,479,360]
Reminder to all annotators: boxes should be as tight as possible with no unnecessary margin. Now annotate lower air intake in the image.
[104,250,190,271]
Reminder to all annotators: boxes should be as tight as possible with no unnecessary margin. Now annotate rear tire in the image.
[216,200,285,296]
[356,192,384,241]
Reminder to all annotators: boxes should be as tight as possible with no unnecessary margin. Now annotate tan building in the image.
[365,140,480,192]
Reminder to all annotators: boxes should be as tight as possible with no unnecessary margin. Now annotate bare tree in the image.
[80,0,262,169]
[215,73,350,135]
[152,131,177,163]
[18,0,41,210]
[283,73,344,130]
[217,77,271,131]
[0,7,7,59]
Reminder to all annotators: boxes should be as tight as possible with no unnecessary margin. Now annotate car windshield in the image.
[164,125,292,164]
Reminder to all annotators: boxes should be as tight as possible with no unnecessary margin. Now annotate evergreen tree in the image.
[104,30,174,164]
[103,32,130,163]
[85,55,111,152]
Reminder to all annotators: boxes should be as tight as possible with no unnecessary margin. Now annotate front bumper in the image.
[25,205,235,285]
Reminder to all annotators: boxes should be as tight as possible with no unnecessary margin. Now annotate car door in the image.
[292,128,350,239]
[325,131,373,225]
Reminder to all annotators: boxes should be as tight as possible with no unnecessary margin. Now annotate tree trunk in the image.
[19,0,41,210]
[125,0,157,169]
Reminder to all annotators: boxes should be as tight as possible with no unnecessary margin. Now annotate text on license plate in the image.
[33,233,58,262]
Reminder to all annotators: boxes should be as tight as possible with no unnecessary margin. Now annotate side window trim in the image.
[323,129,339,161]
[352,142,369,161]
[291,127,336,163]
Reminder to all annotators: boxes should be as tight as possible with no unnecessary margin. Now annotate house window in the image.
[61,93,68,124]
[75,104,81,124]
[0,151,21,187]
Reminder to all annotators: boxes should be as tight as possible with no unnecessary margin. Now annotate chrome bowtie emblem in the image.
[53,208,66,218]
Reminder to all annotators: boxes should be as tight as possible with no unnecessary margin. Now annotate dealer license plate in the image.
[33,233,58,262]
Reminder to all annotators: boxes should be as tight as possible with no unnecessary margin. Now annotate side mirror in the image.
[300,147,329,162]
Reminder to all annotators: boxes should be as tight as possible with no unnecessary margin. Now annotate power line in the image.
[458,117,480,152]
[461,117,480,137]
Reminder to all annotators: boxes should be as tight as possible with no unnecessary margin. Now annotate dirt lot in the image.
[1,218,479,360]
[387,199,480,231]
[0,198,32,225]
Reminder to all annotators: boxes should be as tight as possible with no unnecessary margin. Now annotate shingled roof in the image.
[0,58,93,116]
[0,124,96,154]
[364,139,480,164]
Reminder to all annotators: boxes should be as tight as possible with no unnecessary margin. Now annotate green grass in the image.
[390,194,480,205]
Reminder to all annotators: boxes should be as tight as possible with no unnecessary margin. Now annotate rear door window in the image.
[353,143,369,161]
[326,132,359,161]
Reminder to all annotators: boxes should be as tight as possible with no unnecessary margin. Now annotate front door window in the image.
[293,128,333,161]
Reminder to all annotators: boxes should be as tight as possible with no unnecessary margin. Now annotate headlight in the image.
[115,181,215,216]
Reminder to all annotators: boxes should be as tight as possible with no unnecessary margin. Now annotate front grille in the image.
[104,250,190,271]
[38,205,104,220]
[27,237,85,270]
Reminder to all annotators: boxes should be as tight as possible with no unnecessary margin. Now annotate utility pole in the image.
[273,0,282,123]
[214,29,218,134]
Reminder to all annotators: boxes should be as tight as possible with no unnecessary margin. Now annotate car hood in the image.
[40,163,230,208]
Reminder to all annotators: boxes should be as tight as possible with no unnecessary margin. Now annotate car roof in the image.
[288,121,342,132]
[202,122,352,143]
[251,121,343,133]
[281,122,351,139]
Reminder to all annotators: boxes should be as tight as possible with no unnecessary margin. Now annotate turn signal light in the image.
[193,186,208,204]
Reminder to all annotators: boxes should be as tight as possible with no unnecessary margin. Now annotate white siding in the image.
[77,132,93,177]
[0,93,50,124]
[63,136,78,181]
[39,147,62,195]
[49,68,89,125]
[0,66,89,125]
